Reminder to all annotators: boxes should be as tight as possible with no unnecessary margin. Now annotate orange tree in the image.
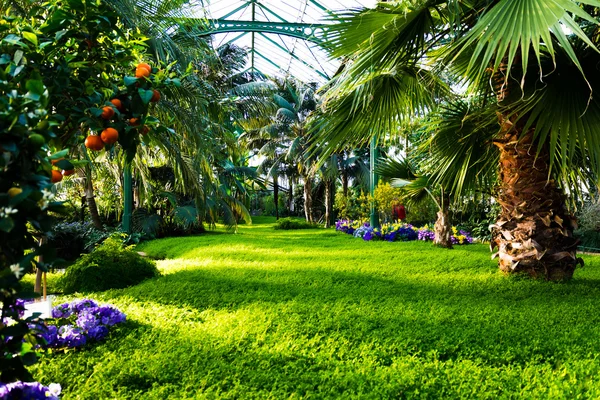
[0,0,183,382]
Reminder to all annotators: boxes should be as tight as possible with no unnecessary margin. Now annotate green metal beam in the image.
[257,33,328,79]
[207,19,325,43]
[253,49,285,70]
[219,2,251,20]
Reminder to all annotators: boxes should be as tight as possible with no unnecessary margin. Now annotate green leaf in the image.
[55,159,74,170]
[49,149,69,160]
[26,79,44,97]
[124,76,138,86]
[13,49,23,65]
[22,31,38,46]
[0,217,15,233]
[90,107,103,117]
[138,89,153,105]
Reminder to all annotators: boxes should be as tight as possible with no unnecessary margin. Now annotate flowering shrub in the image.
[336,220,474,244]
[0,381,61,399]
[33,299,126,349]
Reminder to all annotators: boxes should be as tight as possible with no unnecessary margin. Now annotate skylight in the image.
[200,0,376,83]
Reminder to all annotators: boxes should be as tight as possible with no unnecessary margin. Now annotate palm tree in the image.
[313,1,600,280]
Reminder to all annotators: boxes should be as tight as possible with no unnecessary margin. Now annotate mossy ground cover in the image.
[28,217,600,399]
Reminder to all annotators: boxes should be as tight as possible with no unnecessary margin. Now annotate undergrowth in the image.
[29,217,600,399]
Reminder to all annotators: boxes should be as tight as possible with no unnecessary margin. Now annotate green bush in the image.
[60,236,160,294]
[47,221,112,261]
[274,217,319,230]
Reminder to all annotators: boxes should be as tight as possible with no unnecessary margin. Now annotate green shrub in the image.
[47,221,112,261]
[60,235,160,294]
[274,217,319,230]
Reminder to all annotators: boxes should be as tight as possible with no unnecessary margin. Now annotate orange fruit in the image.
[85,135,105,151]
[101,127,119,145]
[150,90,160,102]
[62,169,75,176]
[101,106,115,120]
[135,67,151,79]
[8,187,22,197]
[110,99,123,111]
[51,170,63,183]
[129,118,140,126]
[138,62,151,71]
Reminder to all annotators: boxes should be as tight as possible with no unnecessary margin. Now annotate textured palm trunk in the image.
[303,175,314,223]
[433,193,452,248]
[491,118,582,280]
[273,175,279,220]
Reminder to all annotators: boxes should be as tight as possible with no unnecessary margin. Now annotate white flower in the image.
[47,383,61,398]
[10,264,24,279]
[42,189,55,201]
[39,189,55,210]
[0,206,18,218]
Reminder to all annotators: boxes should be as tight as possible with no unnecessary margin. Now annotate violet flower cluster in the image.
[0,381,61,399]
[336,220,474,244]
[34,299,126,349]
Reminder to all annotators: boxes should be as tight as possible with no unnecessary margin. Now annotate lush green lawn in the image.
[30,217,600,399]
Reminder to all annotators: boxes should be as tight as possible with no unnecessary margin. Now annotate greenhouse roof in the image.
[200,0,375,83]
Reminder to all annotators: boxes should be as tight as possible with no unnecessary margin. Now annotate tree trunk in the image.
[325,179,332,228]
[273,175,279,220]
[342,170,349,198]
[288,177,294,214]
[433,192,452,249]
[82,165,103,230]
[303,175,313,223]
[491,119,581,280]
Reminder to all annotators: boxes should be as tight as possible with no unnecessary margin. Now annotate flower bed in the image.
[335,220,474,244]
[35,299,127,349]
[0,381,61,399]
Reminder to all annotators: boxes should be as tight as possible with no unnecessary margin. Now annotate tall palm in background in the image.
[314,0,600,280]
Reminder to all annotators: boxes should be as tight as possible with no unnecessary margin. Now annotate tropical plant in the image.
[314,0,600,280]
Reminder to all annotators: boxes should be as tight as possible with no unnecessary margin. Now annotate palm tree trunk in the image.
[342,170,349,198]
[491,119,581,280]
[273,175,279,220]
[325,179,333,228]
[303,175,313,223]
[433,192,452,248]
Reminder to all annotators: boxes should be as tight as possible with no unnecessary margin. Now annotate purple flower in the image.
[363,231,373,241]
[0,381,60,400]
[51,303,73,319]
[43,299,126,349]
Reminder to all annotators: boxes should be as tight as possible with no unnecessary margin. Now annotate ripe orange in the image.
[101,127,119,145]
[150,90,160,102]
[138,62,151,71]
[135,67,151,79]
[110,99,123,111]
[129,118,140,126]
[101,106,115,120]
[51,170,63,183]
[62,169,75,176]
[85,135,105,151]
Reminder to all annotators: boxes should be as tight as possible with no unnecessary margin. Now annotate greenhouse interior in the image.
[3,0,600,398]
